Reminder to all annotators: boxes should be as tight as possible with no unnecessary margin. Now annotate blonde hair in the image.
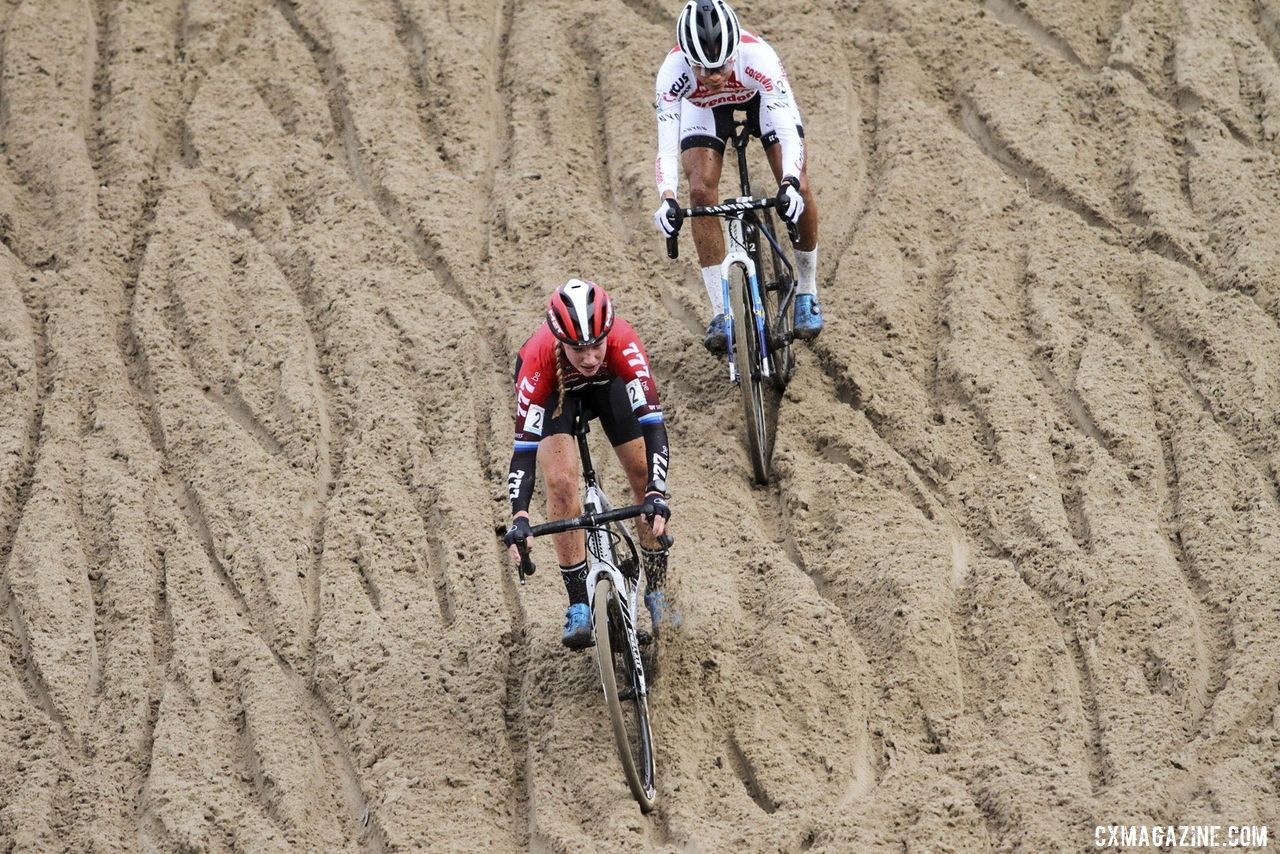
[552,342,568,419]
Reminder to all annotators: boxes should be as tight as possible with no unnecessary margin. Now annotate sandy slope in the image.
[0,0,1278,850]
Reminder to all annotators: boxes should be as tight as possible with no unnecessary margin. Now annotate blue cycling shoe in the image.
[561,603,593,649]
[703,313,729,353]
[644,590,682,636]
[793,294,824,340]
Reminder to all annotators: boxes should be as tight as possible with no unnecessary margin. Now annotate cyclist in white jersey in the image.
[652,0,823,351]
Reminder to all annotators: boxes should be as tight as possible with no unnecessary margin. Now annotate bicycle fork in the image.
[721,211,772,385]
[582,485,648,698]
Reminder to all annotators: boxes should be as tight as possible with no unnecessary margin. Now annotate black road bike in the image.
[497,404,671,812]
[664,119,800,484]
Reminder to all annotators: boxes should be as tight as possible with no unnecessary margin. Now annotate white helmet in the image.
[676,0,741,70]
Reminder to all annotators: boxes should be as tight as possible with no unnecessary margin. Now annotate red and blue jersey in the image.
[507,319,669,514]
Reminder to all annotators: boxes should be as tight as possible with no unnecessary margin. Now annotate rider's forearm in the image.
[775,126,805,184]
[655,109,682,197]
[507,446,538,515]
[655,148,679,198]
[639,421,670,495]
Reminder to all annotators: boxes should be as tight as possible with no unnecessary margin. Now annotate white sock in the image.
[701,265,724,315]
[795,248,819,297]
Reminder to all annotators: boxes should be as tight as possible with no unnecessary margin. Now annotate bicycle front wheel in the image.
[593,575,657,812]
[757,208,796,391]
[729,266,771,484]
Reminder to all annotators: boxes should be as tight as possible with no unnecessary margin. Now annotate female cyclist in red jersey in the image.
[502,279,674,648]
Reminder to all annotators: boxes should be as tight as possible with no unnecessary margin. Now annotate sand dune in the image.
[1,0,1278,849]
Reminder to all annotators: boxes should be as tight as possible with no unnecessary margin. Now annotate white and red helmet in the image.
[546,278,614,346]
[676,0,741,70]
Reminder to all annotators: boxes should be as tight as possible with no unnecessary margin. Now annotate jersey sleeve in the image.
[608,321,671,495]
[507,350,556,515]
[654,51,691,198]
[742,41,805,181]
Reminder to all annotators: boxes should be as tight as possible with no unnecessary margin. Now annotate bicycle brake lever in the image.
[785,219,799,246]
[665,210,684,260]
[517,540,535,580]
[497,525,537,581]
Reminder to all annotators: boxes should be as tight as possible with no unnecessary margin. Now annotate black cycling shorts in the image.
[512,357,643,448]
[679,93,805,156]
[545,379,643,447]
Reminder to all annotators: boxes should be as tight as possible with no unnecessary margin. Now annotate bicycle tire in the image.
[749,189,796,391]
[729,266,771,484]
[593,575,657,812]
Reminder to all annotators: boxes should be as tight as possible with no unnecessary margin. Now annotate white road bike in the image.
[664,119,799,484]
[499,404,667,812]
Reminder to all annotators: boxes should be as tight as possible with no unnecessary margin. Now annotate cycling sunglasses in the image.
[691,58,734,75]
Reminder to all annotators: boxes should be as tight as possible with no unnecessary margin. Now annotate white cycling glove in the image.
[653,198,679,237]
[777,177,804,224]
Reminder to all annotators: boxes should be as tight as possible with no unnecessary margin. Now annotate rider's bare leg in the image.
[765,143,817,251]
[616,437,670,603]
[538,433,586,566]
[614,436,660,551]
[682,146,727,265]
[682,146,730,323]
[767,141,820,320]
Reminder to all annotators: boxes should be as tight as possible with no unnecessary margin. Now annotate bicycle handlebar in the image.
[664,196,799,259]
[526,504,648,537]
[679,197,780,218]
[496,505,675,583]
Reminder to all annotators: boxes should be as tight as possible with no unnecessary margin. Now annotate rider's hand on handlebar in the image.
[653,197,680,237]
[641,491,670,537]
[777,176,804,224]
[504,515,533,565]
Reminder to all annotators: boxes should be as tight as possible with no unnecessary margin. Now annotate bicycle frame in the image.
[574,421,648,697]
[495,405,664,811]
[728,120,798,313]
[665,120,799,381]
[726,121,797,366]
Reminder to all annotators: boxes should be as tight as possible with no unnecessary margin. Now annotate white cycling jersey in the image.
[653,31,804,198]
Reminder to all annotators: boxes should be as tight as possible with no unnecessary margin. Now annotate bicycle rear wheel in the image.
[593,575,657,812]
[729,266,771,484]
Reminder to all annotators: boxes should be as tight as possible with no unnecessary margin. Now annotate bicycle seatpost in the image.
[573,401,599,486]
[733,122,751,196]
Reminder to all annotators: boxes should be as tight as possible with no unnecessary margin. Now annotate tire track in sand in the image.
[0,263,50,728]
[274,4,536,840]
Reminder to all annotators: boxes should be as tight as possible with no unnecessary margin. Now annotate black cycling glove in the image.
[503,516,533,547]
[641,492,670,524]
